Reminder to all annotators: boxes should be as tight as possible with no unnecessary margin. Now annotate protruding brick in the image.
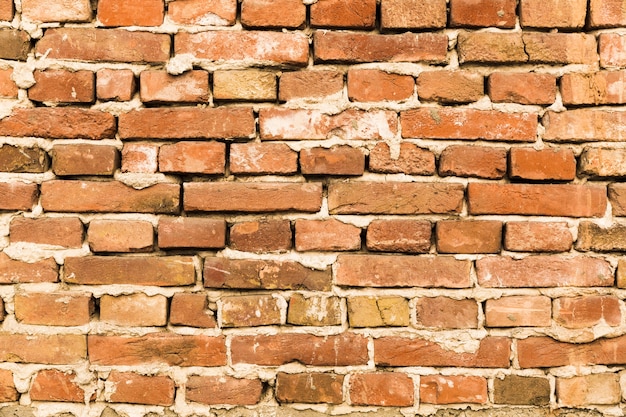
[348,296,410,327]
[51,144,119,176]
[439,145,507,179]
[415,297,478,329]
[0,253,57,283]
[187,376,262,405]
[485,296,552,327]
[554,295,621,328]
[0,334,86,364]
[121,143,158,173]
[221,295,282,328]
[277,373,344,404]
[381,0,447,29]
[100,293,167,327]
[158,218,226,249]
[350,373,413,406]
[98,0,164,26]
[168,0,236,26]
[140,70,209,103]
[88,220,153,253]
[287,294,342,326]
[29,69,94,103]
[545,110,626,142]
[421,376,487,404]
[106,372,173,406]
[30,370,85,403]
[97,69,136,101]
[295,219,361,252]
[300,146,365,176]
[561,71,626,105]
[279,70,343,101]
[0,108,116,139]
[0,29,29,61]
[366,220,431,253]
[518,335,626,368]
[509,148,576,181]
[241,0,305,28]
[436,220,502,254]
[505,222,573,252]
[14,292,92,326]
[230,143,298,175]
[581,148,626,177]
[590,0,626,27]
[418,70,484,103]
[22,0,91,22]
[369,142,435,175]
[489,72,557,105]
[600,33,626,67]
[0,68,17,98]
[230,220,292,253]
[520,0,587,28]
[169,293,216,328]
[450,0,517,28]
[0,0,13,21]
[557,374,620,406]
[10,217,83,248]
[159,141,224,174]
[348,69,414,102]
[494,375,550,405]
[0,182,37,211]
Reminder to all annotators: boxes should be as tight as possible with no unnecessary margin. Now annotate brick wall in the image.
[0,0,625,416]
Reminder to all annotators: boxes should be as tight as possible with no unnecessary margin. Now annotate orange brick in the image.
[229,220,292,253]
[509,148,576,181]
[505,222,573,252]
[100,293,168,326]
[97,0,164,26]
[29,69,94,103]
[10,217,83,248]
[0,370,16,402]
[187,375,262,405]
[51,144,119,176]
[366,220,431,253]
[88,220,154,253]
[415,297,478,329]
[418,70,484,103]
[311,0,376,29]
[279,70,344,101]
[169,293,217,328]
[489,72,557,105]
[348,69,414,102]
[168,0,236,26]
[557,374,620,406]
[450,0,517,28]
[420,376,487,404]
[518,335,626,368]
[485,296,552,327]
[295,219,361,251]
[277,373,344,404]
[158,217,226,249]
[381,0,447,29]
[524,33,598,65]
[562,71,626,105]
[0,253,57,283]
[600,33,626,67]
[0,108,115,139]
[544,109,626,142]
[521,0,587,28]
[97,69,136,101]
[121,143,158,173]
[0,182,38,211]
[241,0,305,28]
[30,370,86,403]
[590,0,626,27]
[221,295,282,327]
[230,143,298,175]
[140,70,209,103]
[158,141,225,174]
[369,142,435,175]
[22,0,91,22]
[0,334,86,364]
[106,372,174,406]
[554,296,621,329]
[0,0,13,21]
[436,220,502,254]
[14,292,93,326]
[0,68,17,98]
[300,146,365,176]
[439,145,507,179]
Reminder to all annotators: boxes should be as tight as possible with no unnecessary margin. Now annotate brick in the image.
[230,220,292,253]
[366,220,431,253]
[0,334,86,364]
[577,221,626,251]
[51,144,118,176]
[457,32,527,63]
[590,0,626,27]
[561,71,626,105]
[287,294,342,326]
[37,28,170,63]
[0,0,13,21]
[21,0,91,22]
[277,373,343,404]
[168,0,236,25]
[402,108,537,141]
[158,218,225,249]
[14,292,92,326]
[169,293,216,328]
[311,0,375,28]
[329,182,464,215]
[140,70,209,103]
[554,296,621,329]
[241,0,305,28]
[100,293,167,326]
[30,370,85,403]
[449,0,517,28]
[314,31,448,64]
[279,70,343,101]
[468,183,607,217]
[89,333,226,366]
[230,143,298,175]
[418,70,484,103]
[231,333,368,366]
[436,220,502,254]
[421,376,487,404]
[0,108,116,139]
[348,69,413,102]
[485,296,552,327]
[520,0,587,28]
[97,69,136,101]
[476,256,613,288]
[187,376,262,405]
[64,256,195,286]
[581,148,626,177]
[98,0,164,26]
[221,295,282,327]
[336,255,471,288]
[415,297,478,329]
[159,141,224,174]
[381,0,447,30]
[369,142,435,175]
[505,222,573,252]
[295,219,360,252]
[185,182,322,213]
[348,296,410,327]
[41,181,179,214]
[175,31,308,66]
[106,372,173,406]
[351,373,413,407]
[119,107,254,140]
[10,217,83,248]
[0,370,16,402]
[0,29,29,61]
[557,374,620,406]
[301,146,365,176]
[0,68,17,98]
[439,145,507,179]
[609,184,626,216]
[121,143,158,173]
[509,148,576,181]
[261,108,397,140]
[204,258,331,291]
[0,253,57,283]
[600,33,626,67]
[518,335,626,368]
[29,69,94,103]
[494,375,550,406]
[524,33,598,65]
[489,72,557,105]
[213,70,276,101]
[545,109,626,142]
[0,182,37,211]
[88,220,153,253]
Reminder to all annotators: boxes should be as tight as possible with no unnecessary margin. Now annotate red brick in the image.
[36,28,170,63]
[175,31,308,66]
[436,220,502,254]
[213,70,276,101]
[121,143,158,173]
[231,333,368,366]
[187,376,262,405]
[561,71,626,105]
[0,68,17,98]
[230,220,292,253]
[0,253,57,283]
[418,70,484,103]
[168,0,236,25]
[420,376,487,404]
[277,373,343,404]
[140,70,208,103]
[0,0,13,21]
[557,374,620,406]
[0,108,115,139]
[301,146,365,176]
[329,182,464,215]
[51,144,118,176]
[106,372,173,406]
[348,69,414,102]
[97,69,136,101]
[0,29,30,61]
[521,0,587,28]
[415,297,478,329]
[169,293,216,328]
[0,334,86,364]
[295,219,360,252]
[366,220,431,253]
[0,182,37,211]
[439,145,507,179]
[402,108,537,141]
[30,370,85,403]
[349,373,413,407]
[369,142,435,175]
[88,220,153,253]
[22,0,91,22]
[518,335,626,368]
[41,181,179,214]
[581,148,626,177]
[159,141,224,174]
[0,370,16,402]
[505,222,573,252]
[485,296,552,327]
[554,296,621,329]
[185,182,322,213]
[221,295,281,327]
[0,145,48,173]
[509,147,576,181]
[204,258,331,291]
[98,0,164,26]
[590,0,626,27]
[524,33,598,65]
[29,69,94,103]
[230,143,298,175]
[457,32,527,63]
[336,255,470,288]
[10,217,83,248]
[158,218,225,249]
[489,72,557,105]
[476,256,613,288]
[89,333,226,366]
[241,0,305,28]
[279,70,343,101]
[381,0,447,29]
[260,108,397,140]
[14,292,92,326]
[609,184,626,216]
[314,31,448,64]
[311,0,375,29]
[544,110,626,142]
[449,0,517,28]
[64,256,195,286]
[375,336,511,368]
[600,33,626,67]
[100,293,167,326]
[287,294,342,326]
[119,107,254,140]
[469,183,607,217]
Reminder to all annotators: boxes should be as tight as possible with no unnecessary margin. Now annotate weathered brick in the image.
[97,69,136,101]
[221,295,282,327]
[10,217,83,248]
[287,294,342,326]
[22,0,91,22]
[418,70,484,103]
[277,373,344,405]
[0,334,86,364]
[581,148,626,177]
[509,148,576,181]
[524,33,598,64]
[590,0,626,27]
[51,144,118,176]
[557,374,620,406]
[439,145,507,179]
[0,68,17,98]
[449,0,517,28]
[230,220,292,253]
[0,108,116,139]
[158,218,226,249]
[0,370,16,402]
[415,297,478,329]
[561,71,626,105]
[106,372,173,406]
[381,0,447,30]
[88,220,153,253]
[97,0,164,26]
[169,293,216,328]
[520,0,587,28]
[577,221,626,251]
[230,143,298,175]
[457,32,527,63]
[494,375,550,405]
[518,335,626,368]
[0,253,57,283]
[14,292,92,326]
[0,29,29,61]
[436,220,502,254]
[609,184,626,216]
[159,141,224,174]
[421,376,487,404]
[300,146,365,176]
[241,0,305,28]
[369,142,435,175]
[350,373,413,406]
[279,70,343,101]
[187,376,262,405]
[121,143,158,173]
[554,295,621,328]
[0,182,38,211]
[485,296,552,327]
[489,72,557,105]
[100,293,168,326]
[366,220,431,253]
[311,0,376,29]
[30,370,85,403]
[347,69,414,102]
[140,70,209,103]
[0,0,13,21]
[213,70,276,101]
[505,222,573,252]
[29,69,94,103]
[295,219,361,252]
[600,33,626,67]
[168,0,236,25]
[348,296,410,327]
[545,110,626,142]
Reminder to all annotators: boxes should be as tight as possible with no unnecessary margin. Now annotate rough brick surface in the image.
[0,144,48,173]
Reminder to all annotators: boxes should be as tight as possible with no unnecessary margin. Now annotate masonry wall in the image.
[0,0,626,416]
